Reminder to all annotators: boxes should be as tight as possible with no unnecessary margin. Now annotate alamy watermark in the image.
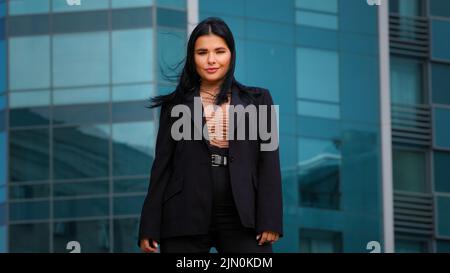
[170,97,279,152]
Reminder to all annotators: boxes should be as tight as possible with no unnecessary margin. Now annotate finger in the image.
[141,240,153,253]
[274,234,280,241]
[259,233,268,245]
[256,233,261,241]
[267,233,275,243]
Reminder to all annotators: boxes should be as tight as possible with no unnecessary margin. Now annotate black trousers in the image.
[160,146,273,253]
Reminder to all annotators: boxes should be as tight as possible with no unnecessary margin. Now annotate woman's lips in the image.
[205,68,219,74]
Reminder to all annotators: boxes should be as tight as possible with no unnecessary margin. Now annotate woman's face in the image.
[194,34,231,86]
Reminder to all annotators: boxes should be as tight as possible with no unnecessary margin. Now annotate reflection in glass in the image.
[299,228,342,253]
[53,180,109,197]
[9,183,50,200]
[10,129,49,182]
[112,121,154,176]
[53,219,110,253]
[113,195,146,216]
[9,223,49,253]
[53,198,108,219]
[113,218,139,253]
[298,138,341,210]
[53,124,110,180]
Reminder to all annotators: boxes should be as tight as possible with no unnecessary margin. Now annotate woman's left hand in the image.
[256,231,280,245]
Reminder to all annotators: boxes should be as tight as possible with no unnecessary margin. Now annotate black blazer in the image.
[138,83,283,245]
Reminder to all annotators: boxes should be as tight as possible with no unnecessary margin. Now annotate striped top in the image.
[199,89,232,148]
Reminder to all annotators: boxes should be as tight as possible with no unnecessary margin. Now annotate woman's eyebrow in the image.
[195,47,227,51]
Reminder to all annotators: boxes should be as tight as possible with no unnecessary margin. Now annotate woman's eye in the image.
[217,51,225,54]
[198,52,206,55]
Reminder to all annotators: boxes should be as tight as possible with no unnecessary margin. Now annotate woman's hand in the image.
[256,231,280,245]
[140,238,159,253]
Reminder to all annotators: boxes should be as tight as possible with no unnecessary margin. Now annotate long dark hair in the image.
[147,17,255,109]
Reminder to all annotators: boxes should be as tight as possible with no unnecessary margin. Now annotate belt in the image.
[211,154,228,167]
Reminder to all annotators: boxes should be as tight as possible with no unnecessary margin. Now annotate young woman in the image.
[138,17,283,253]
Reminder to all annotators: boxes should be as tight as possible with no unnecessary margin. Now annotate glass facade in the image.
[0,0,448,253]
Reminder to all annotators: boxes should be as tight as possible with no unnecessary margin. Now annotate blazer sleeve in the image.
[255,88,284,238]
[138,103,176,246]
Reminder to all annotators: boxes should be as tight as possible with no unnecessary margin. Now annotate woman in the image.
[138,17,283,253]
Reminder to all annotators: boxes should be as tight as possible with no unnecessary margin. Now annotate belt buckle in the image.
[211,154,221,167]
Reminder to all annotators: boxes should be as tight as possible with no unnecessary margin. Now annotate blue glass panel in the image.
[437,196,450,237]
[434,107,450,149]
[432,63,450,105]
[9,183,50,200]
[0,40,5,93]
[53,32,109,87]
[113,195,146,215]
[10,129,49,182]
[9,0,50,15]
[52,0,108,12]
[295,10,338,30]
[112,121,154,176]
[112,84,154,102]
[10,200,50,221]
[10,90,50,108]
[9,223,49,253]
[53,220,110,253]
[114,178,149,193]
[53,180,109,197]
[53,124,110,179]
[157,28,185,83]
[53,87,109,106]
[112,0,153,8]
[157,0,185,9]
[54,198,109,219]
[431,20,450,61]
[297,47,339,102]
[9,36,50,90]
[113,218,140,253]
[112,28,153,84]
[295,0,338,13]
[434,151,450,193]
[430,0,450,18]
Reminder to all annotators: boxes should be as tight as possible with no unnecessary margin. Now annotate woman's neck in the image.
[200,81,222,94]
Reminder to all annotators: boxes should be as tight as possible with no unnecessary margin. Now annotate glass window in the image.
[432,63,450,105]
[113,195,145,216]
[53,103,109,125]
[53,219,110,253]
[437,196,450,237]
[114,178,149,193]
[113,218,140,253]
[112,0,154,8]
[395,238,429,253]
[7,14,50,37]
[430,0,450,18]
[295,0,338,13]
[389,0,423,16]
[0,40,5,93]
[9,0,50,15]
[297,47,339,102]
[157,8,186,28]
[54,198,109,219]
[9,183,50,200]
[295,10,338,30]
[297,100,340,119]
[52,10,108,34]
[157,28,186,82]
[10,129,49,182]
[431,20,450,61]
[111,7,153,30]
[393,149,428,193]
[112,121,154,176]
[157,0,186,9]
[53,87,109,106]
[9,35,50,90]
[9,200,50,221]
[53,124,110,180]
[434,151,450,193]
[437,240,450,253]
[53,32,109,87]
[298,138,341,210]
[295,0,338,30]
[112,101,155,122]
[112,84,154,102]
[434,107,450,149]
[299,228,342,253]
[9,223,49,253]
[53,180,109,197]
[9,90,50,108]
[10,107,50,128]
[52,0,108,12]
[112,29,153,84]
[390,57,424,105]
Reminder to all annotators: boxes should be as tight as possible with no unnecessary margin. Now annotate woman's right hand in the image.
[140,238,159,253]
